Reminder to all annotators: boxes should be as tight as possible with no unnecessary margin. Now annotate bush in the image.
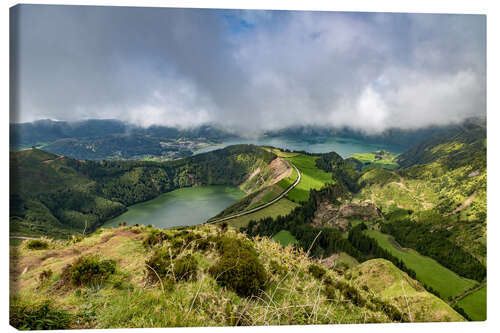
[270,260,286,276]
[369,296,406,322]
[182,232,202,246]
[10,299,72,330]
[173,254,198,281]
[308,264,326,280]
[194,237,214,251]
[25,239,49,250]
[68,235,84,245]
[38,269,53,284]
[324,280,366,307]
[69,255,116,286]
[209,236,267,297]
[145,248,172,282]
[142,230,171,249]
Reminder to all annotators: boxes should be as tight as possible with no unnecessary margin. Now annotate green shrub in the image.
[214,235,257,256]
[270,260,286,276]
[25,239,49,250]
[173,254,198,281]
[142,230,171,249]
[182,232,202,246]
[170,238,184,249]
[194,237,214,251]
[69,255,116,286]
[38,269,53,284]
[331,280,365,307]
[145,248,198,283]
[209,236,267,297]
[308,264,326,280]
[323,285,338,301]
[10,299,72,330]
[371,297,406,322]
[323,275,334,286]
[145,248,174,282]
[68,235,84,245]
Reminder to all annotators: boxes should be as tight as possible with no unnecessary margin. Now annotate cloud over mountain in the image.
[11,5,486,134]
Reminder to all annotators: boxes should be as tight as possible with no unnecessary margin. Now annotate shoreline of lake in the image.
[103,185,245,229]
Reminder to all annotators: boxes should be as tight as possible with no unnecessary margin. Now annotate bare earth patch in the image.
[268,157,292,185]
[447,190,478,216]
[313,200,382,230]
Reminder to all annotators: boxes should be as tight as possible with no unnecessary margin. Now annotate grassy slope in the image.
[282,154,333,202]
[393,123,487,262]
[10,225,463,329]
[364,230,476,300]
[355,158,486,263]
[212,160,298,221]
[272,230,297,247]
[456,286,486,321]
[349,152,399,171]
[350,259,463,322]
[336,252,359,269]
[226,198,299,229]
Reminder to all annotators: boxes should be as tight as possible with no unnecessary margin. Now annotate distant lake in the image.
[104,136,404,230]
[194,136,406,158]
[104,185,245,229]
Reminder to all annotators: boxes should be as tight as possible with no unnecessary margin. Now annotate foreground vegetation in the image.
[10,225,463,329]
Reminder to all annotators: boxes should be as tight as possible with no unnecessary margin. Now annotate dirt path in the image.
[392,172,412,192]
[446,191,478,216]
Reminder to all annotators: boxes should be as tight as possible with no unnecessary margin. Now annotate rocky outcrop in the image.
[313,200,382,230]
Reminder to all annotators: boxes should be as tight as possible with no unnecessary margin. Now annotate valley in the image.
[9,119,487,327]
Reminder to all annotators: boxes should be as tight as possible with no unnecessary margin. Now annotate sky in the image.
[10,5,486,134]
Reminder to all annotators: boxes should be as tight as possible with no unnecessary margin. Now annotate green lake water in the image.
[104,185,245,229]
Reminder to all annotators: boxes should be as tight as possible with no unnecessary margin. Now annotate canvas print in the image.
[9,4,487,329]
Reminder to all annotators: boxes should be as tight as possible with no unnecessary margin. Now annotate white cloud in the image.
[12,6,486,133]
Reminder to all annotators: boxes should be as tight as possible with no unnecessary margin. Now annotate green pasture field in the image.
[349,152,399,170]
[282,154,333,202]
[225,198,299,229]
[272,230,298,247]
[364,229,476,300]
[457,286,486,321]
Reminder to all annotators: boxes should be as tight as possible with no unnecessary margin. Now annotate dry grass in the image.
[10,225,464,328]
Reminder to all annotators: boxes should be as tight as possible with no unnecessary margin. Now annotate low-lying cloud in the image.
[11,6,486,134]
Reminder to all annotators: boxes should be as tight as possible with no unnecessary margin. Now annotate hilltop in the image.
[10,224,463,329]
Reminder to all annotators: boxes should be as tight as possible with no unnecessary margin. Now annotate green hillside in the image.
[10,145,277,238]
[363,230,476,300]
[282,154,333,202]
[10,225,463,329]
[243,123,486,321]
[355,122,487,263]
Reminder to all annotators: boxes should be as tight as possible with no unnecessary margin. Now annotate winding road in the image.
[207,162,301,224]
